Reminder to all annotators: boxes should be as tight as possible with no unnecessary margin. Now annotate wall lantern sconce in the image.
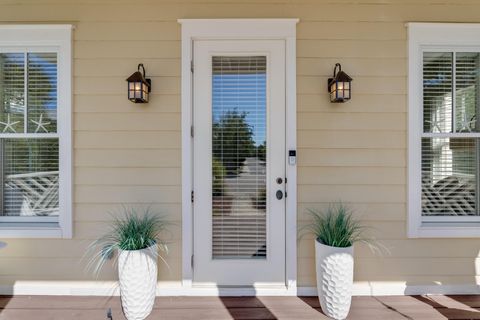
[328,63,352,103]
[126,63,151,103]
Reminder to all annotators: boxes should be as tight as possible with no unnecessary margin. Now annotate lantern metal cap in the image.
[126,63,151,92]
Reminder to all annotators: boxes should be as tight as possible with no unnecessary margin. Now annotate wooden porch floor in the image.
[1,295,480,319]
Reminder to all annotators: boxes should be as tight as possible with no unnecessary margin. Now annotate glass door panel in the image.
[211,56,267,259]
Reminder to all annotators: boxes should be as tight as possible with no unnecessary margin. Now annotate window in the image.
[0,26,72,238]
[408,23,480,237]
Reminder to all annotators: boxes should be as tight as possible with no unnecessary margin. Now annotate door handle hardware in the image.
[276,190,283,200]
[276,177,283,184]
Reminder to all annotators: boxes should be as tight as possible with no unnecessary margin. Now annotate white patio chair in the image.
[4,171,59,216]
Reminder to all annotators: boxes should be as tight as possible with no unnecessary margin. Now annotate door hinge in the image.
[191,254,194,268]
[191,190,194,203]
[190,125,194,138]
[190,60,194,73]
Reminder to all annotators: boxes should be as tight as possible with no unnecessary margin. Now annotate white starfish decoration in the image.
[457,113,476,132]
[424,108,443,133]
[0,114,20,133]
[30,114,51,133]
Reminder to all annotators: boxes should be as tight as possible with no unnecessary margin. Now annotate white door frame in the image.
[179,19,299,295]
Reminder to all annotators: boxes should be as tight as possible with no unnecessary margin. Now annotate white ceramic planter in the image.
[315,239,354,320]
[118,245,158,320]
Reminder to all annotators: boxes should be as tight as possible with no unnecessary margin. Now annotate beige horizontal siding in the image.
[298,167,405,185]
[75,149,181,167]
[75,76,180,95]
[75,132,181,149]
[297,58,407,77]
[298,113,406,131]
[74,113,181,131]
[74,203,182,222]
[298,131,406,149]
[298,94,406,113]
[74,59,181,77]
[299,257,479,278]
[0,0,479,291]
[75,94,180,113]
[75,186,181,203]
[298,203,407,222]
[298,149,406,167]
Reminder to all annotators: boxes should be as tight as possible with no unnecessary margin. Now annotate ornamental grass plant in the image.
[86,206,170,276]
[305,203,375,249]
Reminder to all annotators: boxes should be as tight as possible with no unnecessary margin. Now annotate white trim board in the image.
[1,282,480,296]
[179,19,298,291]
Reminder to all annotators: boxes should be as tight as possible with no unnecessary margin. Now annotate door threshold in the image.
[189,283,296,296]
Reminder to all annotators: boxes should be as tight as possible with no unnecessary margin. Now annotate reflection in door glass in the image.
[212,56,267,259]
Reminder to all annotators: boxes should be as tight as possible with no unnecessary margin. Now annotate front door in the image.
[193,40,286,286]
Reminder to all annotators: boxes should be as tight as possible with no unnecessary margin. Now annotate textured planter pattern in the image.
[315,240,354,320]
[118,246,158,320]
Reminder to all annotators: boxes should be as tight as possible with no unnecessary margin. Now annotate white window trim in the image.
[0,25,73,238]
[408,23,480,238]
[178,19,298,293]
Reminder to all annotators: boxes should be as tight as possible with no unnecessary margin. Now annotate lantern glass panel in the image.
[133,81,141,99]
[339,82,346,99]
[330,82,337,93]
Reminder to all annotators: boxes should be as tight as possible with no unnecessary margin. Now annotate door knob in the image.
[276,190,283,200]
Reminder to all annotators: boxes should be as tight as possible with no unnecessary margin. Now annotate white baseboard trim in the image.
[1,281,479,296]
[299,284,480,296]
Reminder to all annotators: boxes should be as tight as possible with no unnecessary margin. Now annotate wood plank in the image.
[444,295,480,308]
[0,296,477,319]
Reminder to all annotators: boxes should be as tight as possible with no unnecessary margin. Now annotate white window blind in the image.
[0,53,24,131]
[27,53,57,133]
[0,52,59,221]
[422,52,480,218]
[211,56,267,259]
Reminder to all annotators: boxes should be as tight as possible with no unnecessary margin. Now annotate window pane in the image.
[423,52,453,133]
[422,137,477,216]
[27,53,57,133]
[2,138,59,217]
[0,53,25,133]
[212,56,267,259]
[456,52,480,132]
